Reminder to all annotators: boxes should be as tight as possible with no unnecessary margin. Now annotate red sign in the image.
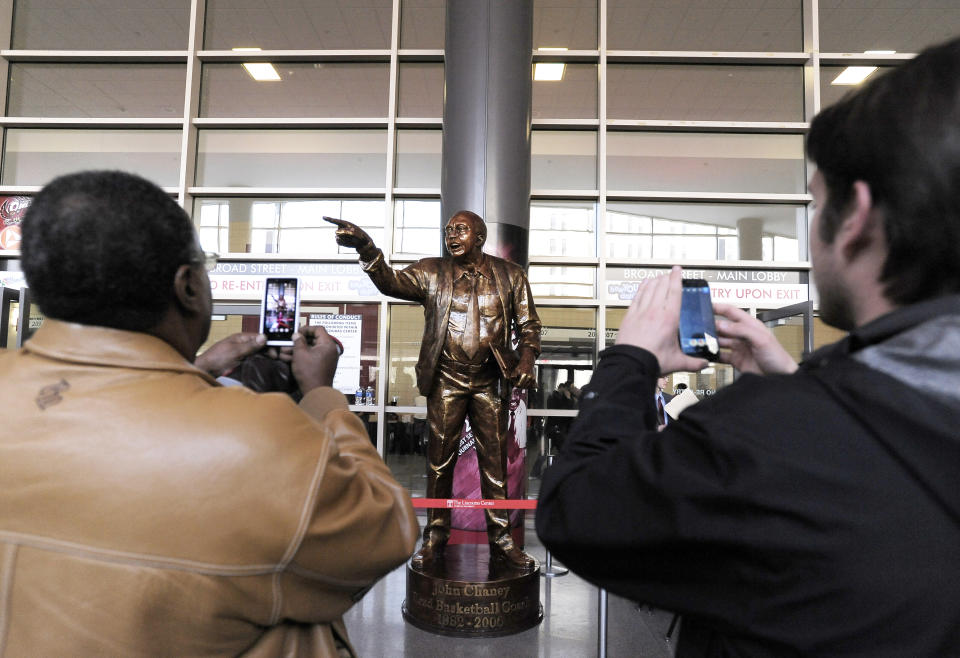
[0,196,29,251]
[0,225,20,250]
[0,196,29,223]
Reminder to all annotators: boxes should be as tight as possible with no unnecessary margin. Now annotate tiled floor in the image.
[343,514,679,658]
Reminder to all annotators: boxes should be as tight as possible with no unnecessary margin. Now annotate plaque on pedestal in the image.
[402,544,542,637]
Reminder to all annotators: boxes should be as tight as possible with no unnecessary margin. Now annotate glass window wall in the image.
[606,132,806,194]
[529,201,597,258]
[387,304,423,407]
[393,199,442,257]
[528,266,595,299]
[12,0,191,50]
[200,63,390,118]
[818,1,960,54]
[7,64,186,118]
[195,130,388,188]
[529,305,596,479]
[204,0,393,50]
[394,130,442,189]
[532,63,598,120]
[400,0,445,49]
[533,306,596,405]
[607,0,802,52]
[607,65,804,122]
[385,304,427,492]
[531,130,597,190]
[397,63,444,118]
[194,198,385,256]
[2,129,181,187]
[533,0,598,50]
[606,201,805,263]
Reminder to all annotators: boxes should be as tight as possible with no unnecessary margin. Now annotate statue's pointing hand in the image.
[323,216,378,261]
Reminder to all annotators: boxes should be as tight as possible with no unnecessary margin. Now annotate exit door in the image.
[757,301,813,363]
[1,287,21,348]
[0,287,39,348]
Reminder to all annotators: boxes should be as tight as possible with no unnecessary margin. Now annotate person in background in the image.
[546,380,577,450]
[655,375,674,429]
[1,170,418,657]
[537,36,960,656]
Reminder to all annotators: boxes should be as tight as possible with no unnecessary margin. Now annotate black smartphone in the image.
[260,277,301,346]
[679,279,719,360]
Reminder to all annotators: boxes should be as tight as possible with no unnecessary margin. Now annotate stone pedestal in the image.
[402,544,542,637]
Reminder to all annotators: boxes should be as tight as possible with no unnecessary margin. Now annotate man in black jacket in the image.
[536,36,960,656]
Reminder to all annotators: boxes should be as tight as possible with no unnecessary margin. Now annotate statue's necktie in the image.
[463,273,480,358]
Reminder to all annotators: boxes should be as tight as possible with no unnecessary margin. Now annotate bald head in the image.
[444,210,486,264]
[450,210,486,241]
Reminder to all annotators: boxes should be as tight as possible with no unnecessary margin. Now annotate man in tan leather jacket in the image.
[0,171,418,656]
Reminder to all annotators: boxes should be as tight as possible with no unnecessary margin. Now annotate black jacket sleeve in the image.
[535,346,823,617]
[536,324,960,656]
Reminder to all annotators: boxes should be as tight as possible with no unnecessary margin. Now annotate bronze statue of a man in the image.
[325,211,540,571]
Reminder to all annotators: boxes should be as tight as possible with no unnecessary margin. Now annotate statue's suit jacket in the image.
[361,250,541,396]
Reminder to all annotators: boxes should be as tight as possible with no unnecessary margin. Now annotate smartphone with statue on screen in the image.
[259,277,300,346]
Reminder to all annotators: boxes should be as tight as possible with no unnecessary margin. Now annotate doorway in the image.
[1,287,39,348]
[758,300,814,363]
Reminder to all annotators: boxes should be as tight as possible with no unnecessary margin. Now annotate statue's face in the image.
[444,215,484,261]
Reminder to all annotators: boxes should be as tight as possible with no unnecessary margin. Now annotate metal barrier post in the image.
[597,587,608,658]
[540,453,568,578]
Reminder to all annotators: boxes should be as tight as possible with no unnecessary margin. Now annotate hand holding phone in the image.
[291,325,340,392]
[679,279,720,361]
[194,332,267,378]
[615,266,709,374]
[260,277,301,346]
[714,304,798,375]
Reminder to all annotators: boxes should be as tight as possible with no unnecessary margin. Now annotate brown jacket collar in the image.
[452,253,494,281]
[24,319,218,385]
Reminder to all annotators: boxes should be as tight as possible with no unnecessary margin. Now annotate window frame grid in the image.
[2,0,934,455]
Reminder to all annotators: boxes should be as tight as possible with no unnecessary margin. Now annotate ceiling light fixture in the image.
[831,66,877,85]
[534,47,567,81]
[534,63,566,81]
[832,50,896,86]
[232,47,281,82]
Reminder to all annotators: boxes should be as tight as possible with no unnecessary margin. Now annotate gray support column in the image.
[737,217,764,261]
[227,199,254,253]
[441,0,533,266]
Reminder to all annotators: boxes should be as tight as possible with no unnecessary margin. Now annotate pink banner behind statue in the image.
[449,387,528,545]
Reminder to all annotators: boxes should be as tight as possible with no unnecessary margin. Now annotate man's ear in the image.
[836,180,880,261]
[172,264,205,314]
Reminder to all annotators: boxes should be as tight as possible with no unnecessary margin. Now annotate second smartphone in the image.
[260,277,301,346]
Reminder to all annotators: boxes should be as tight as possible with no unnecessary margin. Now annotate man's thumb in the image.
[240,333,267,356]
